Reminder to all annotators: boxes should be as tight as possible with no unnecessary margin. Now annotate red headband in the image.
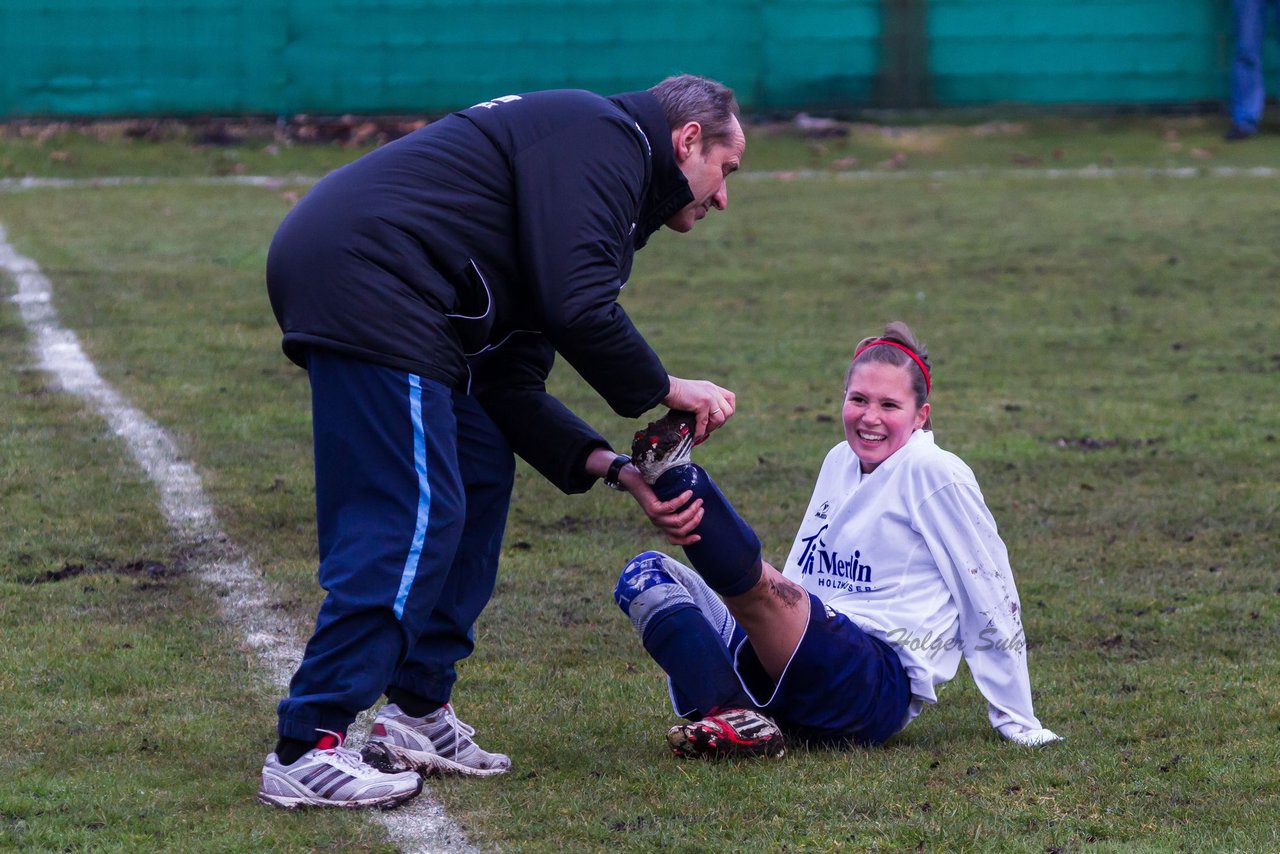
[852,339,931,396]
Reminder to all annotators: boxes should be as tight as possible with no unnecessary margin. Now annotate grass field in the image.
[2,114,1278,852]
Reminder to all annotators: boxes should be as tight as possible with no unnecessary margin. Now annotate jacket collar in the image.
[609,90,694,248]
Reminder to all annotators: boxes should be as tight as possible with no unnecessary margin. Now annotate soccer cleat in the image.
[360,703,511,778]
[258,731,423,810]
[667,709,785,760]
[631,409,696,484]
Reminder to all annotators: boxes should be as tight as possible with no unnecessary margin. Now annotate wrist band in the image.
[604,454,631,490]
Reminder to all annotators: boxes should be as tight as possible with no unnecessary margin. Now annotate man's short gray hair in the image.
[649,74,740,147]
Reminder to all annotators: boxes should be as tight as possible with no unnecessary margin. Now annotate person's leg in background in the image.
[1228,0,1268,139]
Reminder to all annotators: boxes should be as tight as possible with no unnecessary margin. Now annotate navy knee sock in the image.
[653,464,762,597]
[642,604,752,718]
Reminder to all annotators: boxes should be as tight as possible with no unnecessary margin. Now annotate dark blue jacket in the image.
[266,89,693,491]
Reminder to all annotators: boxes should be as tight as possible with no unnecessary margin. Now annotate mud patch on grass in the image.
[551,514,617,533]
[1053,436,1167,451]
[28,558,173,585]
[0,116,431,149]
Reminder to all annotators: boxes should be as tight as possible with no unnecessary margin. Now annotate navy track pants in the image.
[277,349,513,740]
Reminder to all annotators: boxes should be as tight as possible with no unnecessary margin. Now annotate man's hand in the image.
[618,465,704,545]
[584,447,703,544]
[664,375,735,443]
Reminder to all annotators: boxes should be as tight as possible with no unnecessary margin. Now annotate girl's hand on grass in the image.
[998,724,1063,747]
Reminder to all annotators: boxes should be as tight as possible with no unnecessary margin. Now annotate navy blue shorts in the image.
[732,594,911,746]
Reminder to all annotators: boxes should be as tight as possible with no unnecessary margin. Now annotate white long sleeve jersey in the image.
[781,430,1046,737]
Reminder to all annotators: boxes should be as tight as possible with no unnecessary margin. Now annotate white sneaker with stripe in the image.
[361,703,511,777]
[258,731,423,809]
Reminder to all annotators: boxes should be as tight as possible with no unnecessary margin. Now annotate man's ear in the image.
[671,121,703,163]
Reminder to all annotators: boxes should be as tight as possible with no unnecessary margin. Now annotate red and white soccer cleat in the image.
[666,708,785,760]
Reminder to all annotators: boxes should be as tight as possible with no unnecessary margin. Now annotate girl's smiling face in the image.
[842,361,930,473]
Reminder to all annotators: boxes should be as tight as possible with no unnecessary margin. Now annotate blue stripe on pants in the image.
[386,392,515,704]
[278,350,467,741]
[395,374,431,619]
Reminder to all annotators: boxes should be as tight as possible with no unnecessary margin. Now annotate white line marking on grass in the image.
[0,223,476,854]
[0,175,317,191]
[738,165,1280,182]
[2,165,1279,196]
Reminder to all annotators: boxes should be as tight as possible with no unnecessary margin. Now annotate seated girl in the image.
[614,321,1060,758]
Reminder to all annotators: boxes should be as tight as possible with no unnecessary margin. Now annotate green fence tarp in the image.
[929,0,1234,104]
[0,0,1244,117]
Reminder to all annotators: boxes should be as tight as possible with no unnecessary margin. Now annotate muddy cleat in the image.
[631,409,696,484]
[667,709,785,760]
[258,731,423,810]
[361,703,511,778]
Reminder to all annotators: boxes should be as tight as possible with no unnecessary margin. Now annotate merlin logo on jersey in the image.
[795,524,874,591]
[814,501,830,520]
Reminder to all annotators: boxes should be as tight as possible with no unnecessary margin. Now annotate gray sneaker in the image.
[361,703,512,778]
[258,732,423,810]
